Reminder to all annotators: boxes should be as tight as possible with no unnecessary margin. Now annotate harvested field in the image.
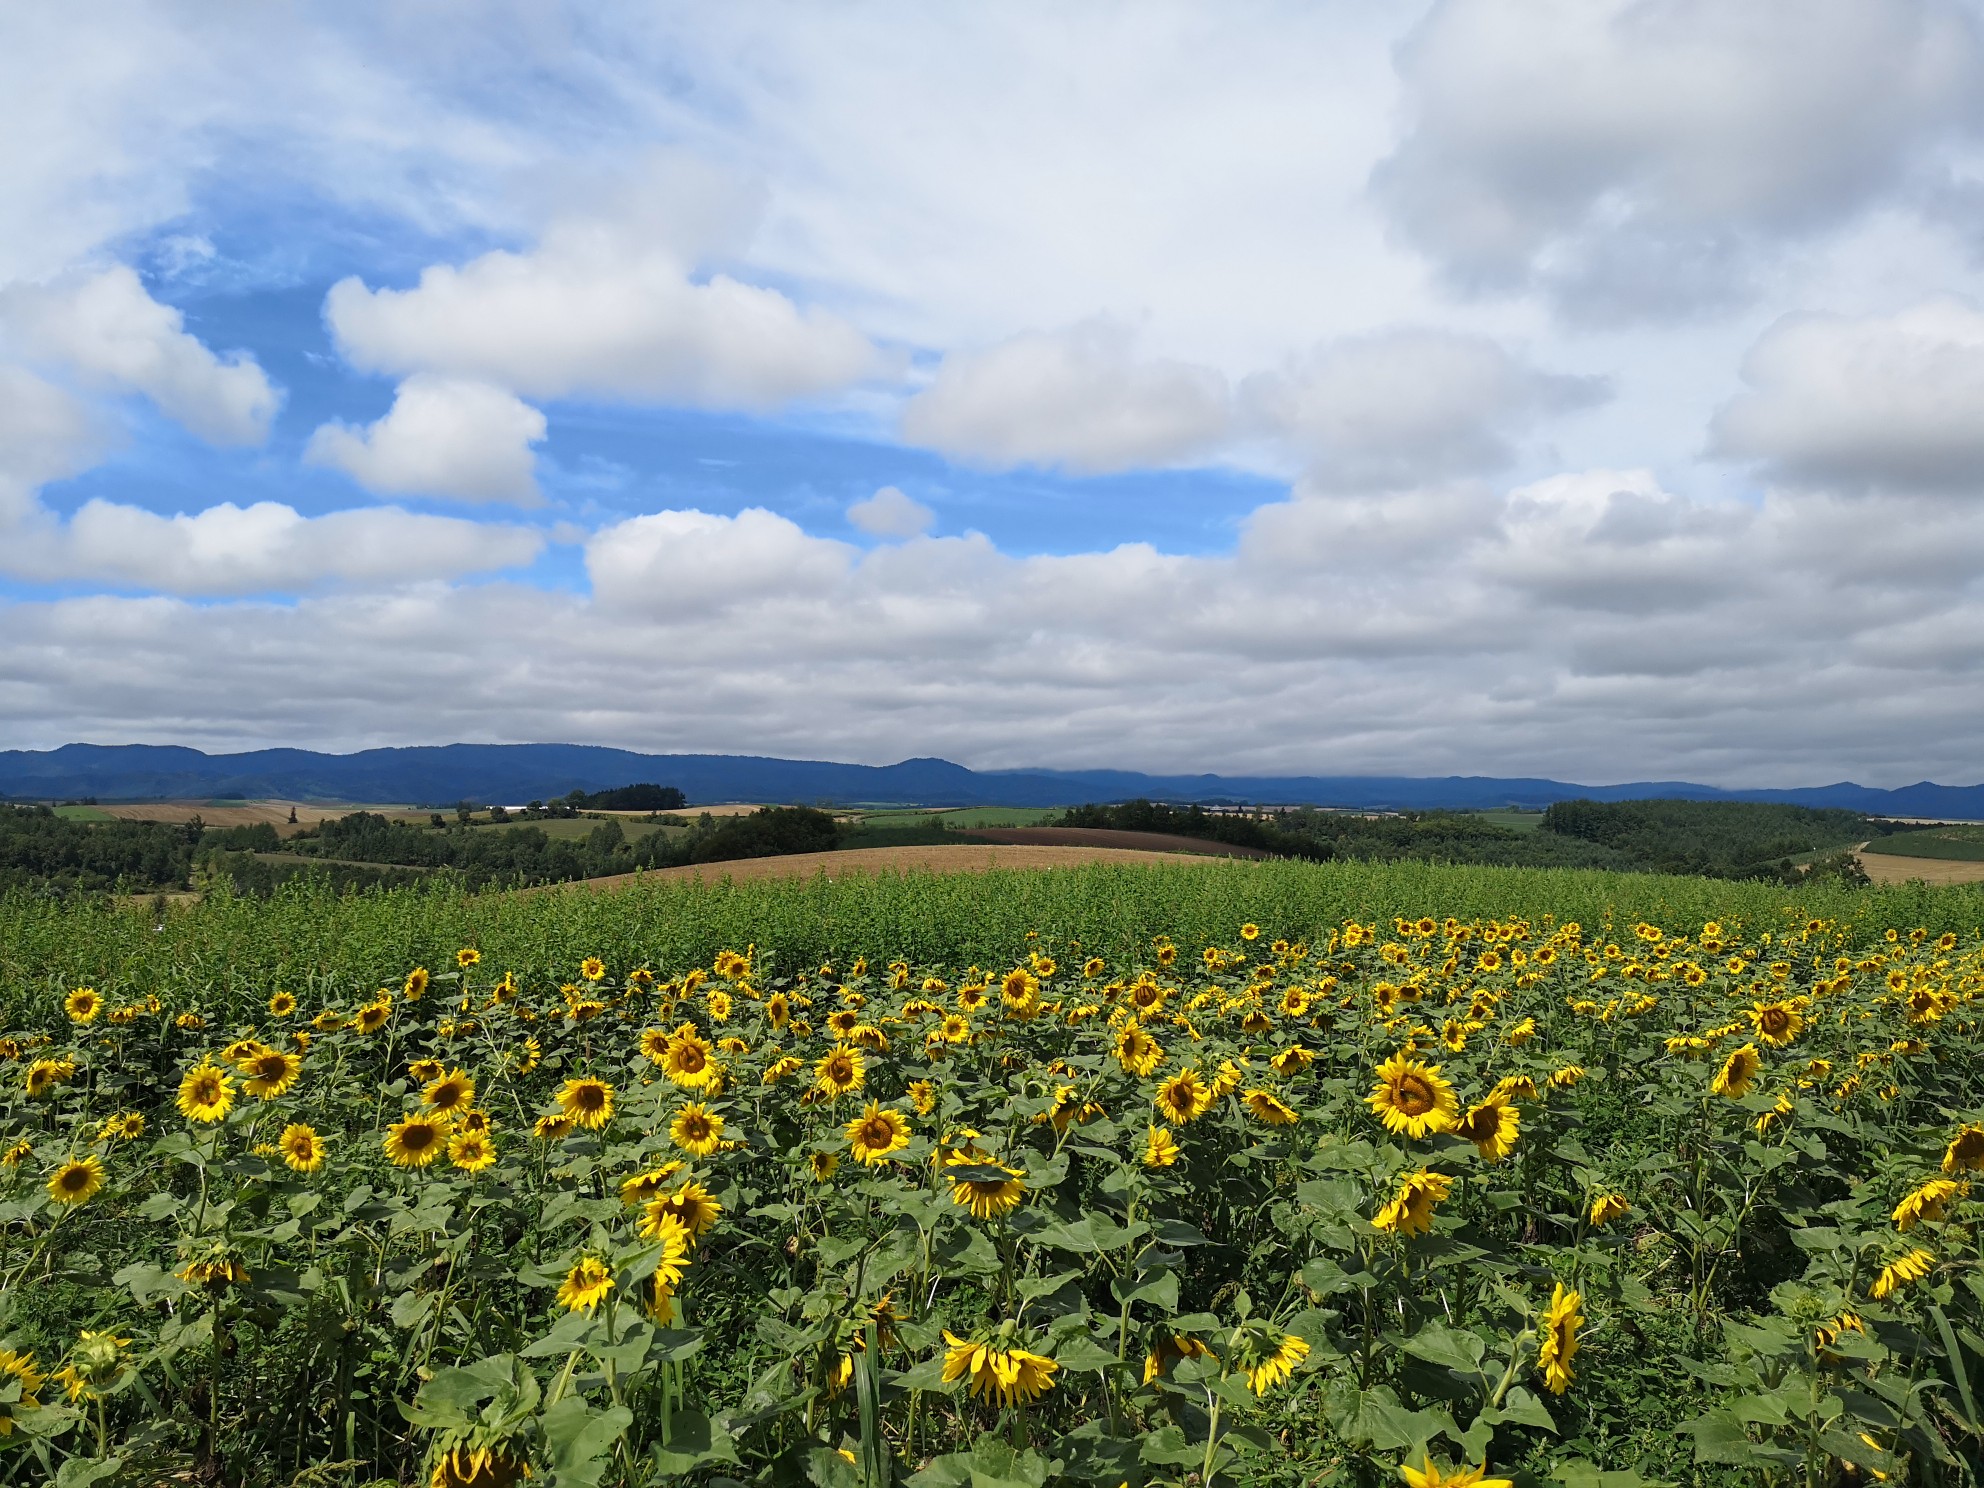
[1854,845,1984,886]
[95,799,387,834]
[965,825,1272,857]
[537,840,1245,892]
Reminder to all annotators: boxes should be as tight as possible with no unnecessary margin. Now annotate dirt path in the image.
[530,842,1250,894]
[1854,841,1984,886]
[965,826,1270,858]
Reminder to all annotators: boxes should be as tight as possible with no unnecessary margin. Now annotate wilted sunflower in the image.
[63,988,101,1024]
[243,1049,302,1099]
[557,1255,614,1313]
[46,1155,104,1206]
[1143,1333,1209,1383]
[1243,1089,1299,1127]
[557,1077,614,1130]
[1374,1169,1453,1237]
[1143,1125,1182,1168]
[1893,1177,1962,1231]
[1588,1193,1631,1226]
[1712,1044,1762,1098]
[448,1130,496,1174]
[940,1330,1058,1406]
[1536,1283,1583,1394]
[1454,1096,1520,1161]
[813,1046,866,1099]
[1154,1069,1213,1125]
[279,1122,326,1174]
[1871,1247,1935,1299]
[177,1064,234,1124]
[422,1068,475,1115]
[384,1114,448,1168]
[845,1103,911,1165]
[946,1149,1027,1220]
[1366,1052,1459,1138]
[669,1103,724,1157]
[1238,1329,1310,1394]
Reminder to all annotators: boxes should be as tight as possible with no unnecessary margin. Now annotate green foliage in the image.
[1539,800,1874,880]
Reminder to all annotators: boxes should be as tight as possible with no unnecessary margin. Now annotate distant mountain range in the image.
[3,742,1982,818]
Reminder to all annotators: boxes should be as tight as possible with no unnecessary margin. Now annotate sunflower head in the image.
[1366,1051,1459,1139]
[384,1114,448,1168]
[46,1155,105,1207]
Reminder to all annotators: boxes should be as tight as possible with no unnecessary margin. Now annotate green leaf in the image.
[1401,1321,1487,1375]
[646,1410,739,1475]
[1482,1386,1556,1433]
[1926,1303,1981,1431]
[542,1396,633,1488]
[53,1458,122,1488]
[1687,1411,1760,1466]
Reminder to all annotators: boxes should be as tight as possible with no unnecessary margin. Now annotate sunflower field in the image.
[0,866,1982,1487]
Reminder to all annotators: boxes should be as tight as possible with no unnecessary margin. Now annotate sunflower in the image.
[1240,923,1261,941]
[940,1331,1058,1406]
[1143,1125,1182,1168]
[945,1150,1027,1220]
[351,1002,391,1035]
[25,1058,74,1098]
[938,1014,973,1045]
[907,1079,936,1116]
[244,1050,302,1099]
[1143,1333,1209,1383]
[1114,1021,1164,1077]
[63,988,101,1024]
[266,991,297,1017]
[1154,1069,1213,1125]
[845,1103,911,1165]
[762,1056,802,1085]
[1399,1458,1514,1488]
[510,1037,540,1075]
[1942,1124,1984,1174]
[177,1064,234,1124]
[1454,1097,1520,1161]
[641,1180,722,1239]
[384,1114,448,1168]
[1536,1283,1583,1394]
[279,1122,326,1173]
[1366,1052,1459,1139]
[618,1162,685,1205]
[422,1068,475,1115]
[456,947,481,969]
[1893,1177,1962,1231]
[1871,1248,1935,1299]
[1374,1169,1453,1236]
[0,1347,42,1414]
[809,1151,840,1182]
[1712,1044,1762,1098]
[813,1046,866,1100]
[1238,1327,1310,1393]
[648,1210,693,1290]
[662,1030,721,1091]
[532,1112,575,1140]
[557,1077,615,1130]
[46,1156,104,1206]
[557,1255,615,1313]
[97,1112,144,1142]
[1588,1193,1630,1226]
[580,957,606,982]
[1749,1001,1805,1046]
[448,1130,496,1174]
[1243,1089,1299,1127]
[669,1103,725,1157]
[1548,1064,1585,1089]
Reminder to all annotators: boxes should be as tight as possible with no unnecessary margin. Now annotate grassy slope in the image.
[1863,825,1984,861]
[5,856,1981,1022]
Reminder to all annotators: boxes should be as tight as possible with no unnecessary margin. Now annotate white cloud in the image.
[1240,330,1606,488]
[1374,0,1984,316]
[323,213,884,411]
[847,486,934,539]
[306,375,547,505]
[0,366,103,493]
[1710,298,1984,492]
[1,266,279,444]
[900,319,1231,474]
[0,499,542,597]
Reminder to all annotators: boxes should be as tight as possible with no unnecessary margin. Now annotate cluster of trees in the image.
[1057,797,1887,882]
[0,807,277,894]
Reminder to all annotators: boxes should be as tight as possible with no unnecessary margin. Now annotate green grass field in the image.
[464,814,675,843]
[1450,807,1548,833]
[48,804,116,821]
[1863,825,1984,861]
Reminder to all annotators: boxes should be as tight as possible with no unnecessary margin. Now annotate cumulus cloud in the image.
[1374,0,1984,316]
[306,375,548,505]
[323,216,884,411]
[0,366,104,494]
[1,266,280,443]
[847,486,934,539]
[1240,330,1606,488]
[1710,298,1984,492]
[899,320,1231,474]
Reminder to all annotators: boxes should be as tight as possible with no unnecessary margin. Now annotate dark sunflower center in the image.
[574,1086,605,1111]
[1395,1076,1434,1115]
[1761,1009,1788,1034]
[859,1119,892,1146]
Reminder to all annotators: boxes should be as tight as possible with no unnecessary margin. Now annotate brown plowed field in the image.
[533,842,1248,894]
[965,827,1270,858]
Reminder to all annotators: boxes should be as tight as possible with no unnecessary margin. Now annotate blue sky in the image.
[5,3,1984,786]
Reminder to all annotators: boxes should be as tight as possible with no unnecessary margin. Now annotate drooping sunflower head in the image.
[618,1162,685,1205]
[1243,1089,1299,1127]
[1366,1051,1459,1139]
[383,1114,448,1168]
[1234,1323,1309,1394]
[641,1180,722,1239]
[1374,1169,1454,1237]
[1711,1043,1762,1098]
[944,1150,1027,1221]
[1943,1124,1984,1174]
[1535,1283,1583,1394]
[46,1155,105,1207]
